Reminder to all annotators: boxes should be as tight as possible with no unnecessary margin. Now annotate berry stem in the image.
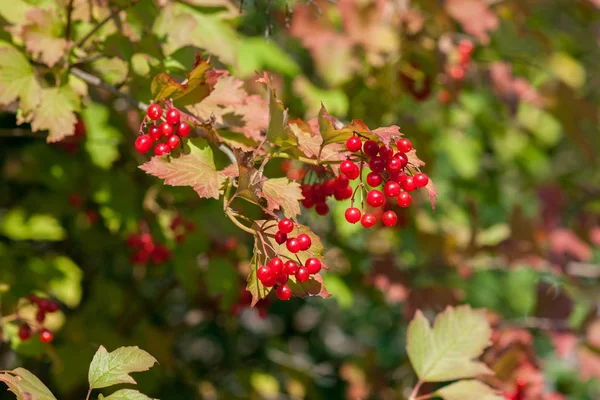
[408,379,424,400]
[225,209,257,236]
[85,388,92,400]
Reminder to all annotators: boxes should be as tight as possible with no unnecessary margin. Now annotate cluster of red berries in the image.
[338,135,428,228]
[17,294,59,343]
[126,232,171,265]
[257,219,322,301]
[447,39,475,81]
[504,378,526,400]
[135,103,191,156]
[300,174,353,216]
[170,214,196,244]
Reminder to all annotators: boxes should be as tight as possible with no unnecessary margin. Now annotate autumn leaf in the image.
[231,148,267,206]
[318,104,353,147]
[0,42,40,118]
[262,178,304,219]
[19,8,68,67]
[424,180,438,211]
[139,138,226,200]
[31,87,81,143]
[372,125,402,147]
[445,0,499,44]
[246,254,275,306]
[436,380,504,400]
[88,346,157,389]
[290,119,345,163]
[407,305,493,382]
[258,72,296,147]
[0,368,57,400]
[151,57,213,104]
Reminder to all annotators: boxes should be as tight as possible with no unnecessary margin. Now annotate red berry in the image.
[345,207,361,224]
[322,178,337,195]
[396,138,412,153]
[39,328,54,343]
[384,181,401,198]
[46,301,59,313]
[382,211,398,227]
[403,176,416,192]
[305,258,322,274]
[366,190,385,207]
[379,145,393,159]
[283,260,299,275]
[135,135,154,154]
[363,140,379,157]
[334,185,353,201]
[167,135,181,149]
[449,65,464,80]
[366,172,383,187]
[286,238,301,253]
[177,122,191,137]
[18,324,31,341]
[369,156,386,173]
[148,125,161,140]
[297,233,311,250]
[295,267,310,282]
[257,265,272,283]
[340,160,356,176]
[154,143,170,156]
[166,108,180,125]
[414,173,429,188]
[160,121,174,137]
[346,136,362,152]
[36,310,46,323]
[278,218,294,234]
[397,192,412,208]
[386,157,403,174]
[397,153,408,168]
[302,198,315,209]
[347,164,360,180]
[38,298,51,312]
[268,258,283,275]
[28,294,41,304]
[361,213,377,228]
[278,274,289,285]
[458,39,474,56]
[147,104,162,121]
[315,202,329,216]
[276,284,292,300]
[275,231,287,245]
[336,174,350,189]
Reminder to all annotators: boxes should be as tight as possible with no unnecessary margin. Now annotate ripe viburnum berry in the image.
[36,310,46,323]
[382,211,398,227]
[278,274,289,285]
[334,185,353,200]
[369,156,386,173]
[305,258,322,274]
[384,181,401,198]
[363,140,379,157]
[275,231,287,245]
[366,190,385,207]
[340,160,356,176]
[366,172,383,187]
[396,138,412,153]
[361,213,377,228]
[458,39,474,55]
[39,328,54,343]
[397,153,408,168]
[379,145,393,159]
[135,135,154,154]
[283,260,299,275]
[286,238,301,253]
[336,174,350,189]
[276,284,292,300]
[18,324,31,341]
[414,173,429,188]
[315,203,329,216]
[177,122,191,137]
[166,109,180,125]
[268,258,283,275]
[449,65,465,80]
[154,143,171,156]
[167,135,181,149]
[397,192,412,208]
[147,103,162,120]
[149,125,161,140]
[296,267,309,282]
[278,218,294,234]
[297,233,311,250]
[386,157,403,173]
[345,207,361,224]
[403,176,416,192]
[346,136,362,152]
[322,178,337,195]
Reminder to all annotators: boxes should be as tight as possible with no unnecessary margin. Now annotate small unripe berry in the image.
[396,138,412,153]
[295,267,310,282]
[166,109,180,125]
[366,190,385,207]
[361,213,377,228]
[135,135,154,154]
[278,218,294,234]
[345,207,361,224]
[397,192,412,208]
[346,136,362,152]
[305,258,322,274]
[147,104,162,120]
[382,210,398,227]
[276,284,292,300]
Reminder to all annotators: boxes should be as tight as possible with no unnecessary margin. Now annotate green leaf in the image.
[1,208,66,241]
[257,74,295,147]
[262,178,303,219]
[150,57,213,104]
[293,76,348,117]
[406,305,493,382]
[48,256,83,308]
[517,103,561,147]
[436,380,504,400]
[139,138,226,200]
[317,104,353,147]
[83,103,122,169]
[88,346,158,389]
[31,86,81,143]
[505,267,538,316]
[205,257,238,309]
[0,367,57,400]
[321,274,353,309]
[549,52,586,89]
[237,37,300,78]
[0,42,40,117]
[20,8,68,67]
[101,389,156,400]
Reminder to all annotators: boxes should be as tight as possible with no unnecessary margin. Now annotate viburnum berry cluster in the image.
[126,231,171,265]
[504,378,527,400]
[17,294,60,343]
[256,218,322,301]
[300,170,353,216]
[170,214,196,244]
[448,39,475,81]
[135,103,191,156]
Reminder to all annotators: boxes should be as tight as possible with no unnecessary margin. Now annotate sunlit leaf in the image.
[88,346,158,389]
[20,8,68,67]
[31,86,81,143]
[0,42,40,118]
[0,368,57,400]
[83,103,122,169]
[262,178,303,219]
[1,208,66,241]
[151,57,213,104]
[436,380,503,400]
[101,389,156,400]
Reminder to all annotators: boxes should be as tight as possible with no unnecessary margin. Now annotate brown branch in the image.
[65,0,75,42]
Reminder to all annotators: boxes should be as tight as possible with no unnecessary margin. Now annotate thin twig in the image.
[65,0,75,42]
[408,379,424,400]
[85,388,92,400]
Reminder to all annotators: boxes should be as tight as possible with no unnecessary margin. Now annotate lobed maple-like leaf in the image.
[372,125,403,147]
[290,119,345,164]
[407,305,493,382]
[20,8,68,67]
[317,104,353,147]
[151,57,213,104]
[0,368,57,400]
[139,138,226,200]
[257,72,296,147]
[100,389,156,400]
[436,380,504,400]
[0,43,40,118]
[31,87,81,143]
[231,148,267,206]
[262,178,304,219]
[88,346,157,389]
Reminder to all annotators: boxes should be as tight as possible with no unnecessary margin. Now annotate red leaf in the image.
[445,0,499,44]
